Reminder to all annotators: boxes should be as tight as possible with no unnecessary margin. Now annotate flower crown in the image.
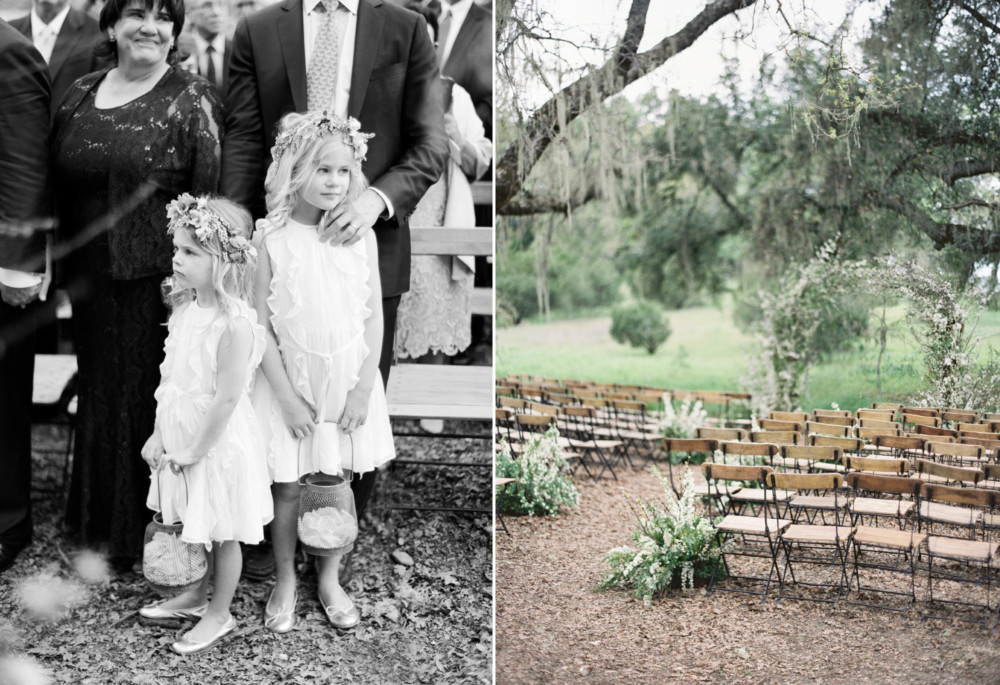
[166,194,255,264]
[271,111,374,167]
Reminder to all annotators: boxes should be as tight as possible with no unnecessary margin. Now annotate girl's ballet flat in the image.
[138,602,208,625]
[319,592,360,630]
[170,615,237,656]
[263,588,297,633]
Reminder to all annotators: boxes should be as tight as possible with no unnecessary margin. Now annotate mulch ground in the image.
[0,421,492,684]
[496,459,1000,684]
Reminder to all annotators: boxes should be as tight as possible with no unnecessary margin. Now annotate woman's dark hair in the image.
[403,0,440,41]
[94,0,185,63]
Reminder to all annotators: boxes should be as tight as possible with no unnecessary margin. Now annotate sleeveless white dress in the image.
[146,300,273,548]
[253,218,396,483]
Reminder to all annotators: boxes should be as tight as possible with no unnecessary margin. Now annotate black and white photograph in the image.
[0,0,494,679]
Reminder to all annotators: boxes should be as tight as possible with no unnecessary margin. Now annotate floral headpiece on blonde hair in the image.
[271,111,374,168]
[166,194,255,264]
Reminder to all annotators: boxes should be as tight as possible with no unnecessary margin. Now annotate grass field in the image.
[497,303,1000,413]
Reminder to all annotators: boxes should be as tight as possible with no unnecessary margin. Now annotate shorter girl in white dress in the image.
[252,112,395,632]
[139,194,273,655]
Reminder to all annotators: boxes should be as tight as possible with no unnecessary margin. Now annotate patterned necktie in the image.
[204,44,218,88]
[308,0,341,111]
[436,9,451,67]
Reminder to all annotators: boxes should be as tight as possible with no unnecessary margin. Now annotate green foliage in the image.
[494,428,580,516]
[495,247,537,322]
[610,301,672,354]
[600,468,730,605]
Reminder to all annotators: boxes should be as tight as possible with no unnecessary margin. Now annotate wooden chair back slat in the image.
[703,463,773,483]
[844,456,909,475]
[921,483,994,508]
[769,411,809,423]
[751,430,799,445]
[767,472,844,491]
[901,412,940,428]
[663,438,718,453]
[806,421,852,437]
[846,473,923,496]
[914,424,958,438]
[915,458,984,485]
[721,441,778,456]
[696,427,746,441]
[758,418,804,432]
[810,435,863,452]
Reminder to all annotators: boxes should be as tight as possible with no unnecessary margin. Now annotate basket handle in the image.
[155,462,189,518]
[297,422,356,478]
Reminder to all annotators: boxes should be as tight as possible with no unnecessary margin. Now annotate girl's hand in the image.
[280,394,316,439]
[141,432,165,470]
[163,448,199,474]
[338,386,370,433]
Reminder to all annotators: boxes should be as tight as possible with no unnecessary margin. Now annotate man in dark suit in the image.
[438,0,490,139]
[10,0,103,111]
[185,0,231,98]
[221,0,448,580]
[0,19,52,574]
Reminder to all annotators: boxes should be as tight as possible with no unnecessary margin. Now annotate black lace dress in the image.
[52,65,223,561]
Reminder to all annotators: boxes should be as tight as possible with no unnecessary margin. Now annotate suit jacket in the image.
[221,0,449,297]
[10,8,103,112]
[0,19,51,273]
[442,2,491,139]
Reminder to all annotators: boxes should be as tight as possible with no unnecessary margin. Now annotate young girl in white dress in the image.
[252,112,396,632]
[138,194,273,655]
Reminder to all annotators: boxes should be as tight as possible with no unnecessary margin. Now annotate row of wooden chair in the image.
[702,463,1000,627]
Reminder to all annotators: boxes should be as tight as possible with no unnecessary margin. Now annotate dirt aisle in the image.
[496,463,1000,684]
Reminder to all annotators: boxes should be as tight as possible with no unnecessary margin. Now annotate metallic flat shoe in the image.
[138,602,208,625]
[318,592,360,630]
[264,588,297,633]
[171,615,237,656]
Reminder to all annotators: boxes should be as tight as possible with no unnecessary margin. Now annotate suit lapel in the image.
[348,0,384,119]
[48,10,84,82]
[277,0,308,111]
[444,5,482,74]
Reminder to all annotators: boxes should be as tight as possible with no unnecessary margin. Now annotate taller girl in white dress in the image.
[252,112,396,633]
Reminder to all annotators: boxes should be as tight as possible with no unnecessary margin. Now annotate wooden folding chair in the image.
[902,412,941,430]
[769,411,809,423]
[759,418,804,433]
[751,430,799,446]
[925,441,986,467]
[959,422,1000,434]
[902,407,941,418]
[609,399,663,462]
[702,464,790,603]
[810,414,854,427]
[871,434,925,460]
[846,473,927,614]
[814,409,852,421]
[773,445,842,475]
[696,427,746,441]
[919,484,1000,628]
[718,442,789,514]
[557,405,622,480]
[872,402,903,412]
[915,424,958,440]
[806,421,852,438]
[810,434,863,457]
[858,408,898,421]
[766,472,854,604]
[914,458,984,488]
[859,418,904,432]
[844,462,913,528]
[941,409,978,426]
[661,438,718,498]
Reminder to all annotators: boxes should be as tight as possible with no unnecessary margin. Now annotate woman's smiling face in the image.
[112,0,176,68]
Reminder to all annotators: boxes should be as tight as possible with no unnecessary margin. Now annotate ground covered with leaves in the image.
[0,422,492,684]
[496,461,1000,684]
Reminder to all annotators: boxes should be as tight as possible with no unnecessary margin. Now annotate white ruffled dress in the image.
[146,300,274,548]
[253,218,396,483]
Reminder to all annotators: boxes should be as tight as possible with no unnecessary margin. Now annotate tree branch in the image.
[497,0,759,214]
[955,1,1000,36]
[501,186,602,216]
[871,193,1000,254]
[940,158,999,185]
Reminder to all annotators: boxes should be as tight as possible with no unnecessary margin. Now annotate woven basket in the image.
[297,429,358,557]
[142,471,207,595]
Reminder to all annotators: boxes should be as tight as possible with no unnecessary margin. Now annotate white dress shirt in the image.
[438,0,472,67]
[193,32,226,87]
[30,3,71,64]
[302,0,393,217]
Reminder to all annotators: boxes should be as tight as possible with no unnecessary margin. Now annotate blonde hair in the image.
[262,111,370,232]
[165,195,256,317]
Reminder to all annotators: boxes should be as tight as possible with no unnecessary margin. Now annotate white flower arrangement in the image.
[495,427,580,517]
[600,468,732,605]
[658,399,708,440]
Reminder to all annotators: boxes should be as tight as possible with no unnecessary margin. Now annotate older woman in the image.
[52,0,223,563]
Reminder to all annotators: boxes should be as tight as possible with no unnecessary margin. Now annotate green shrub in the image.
[494,428,579,516]
[610,300,672,354]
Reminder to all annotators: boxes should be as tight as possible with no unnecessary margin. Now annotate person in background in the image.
[394,0,491,433]
[52,0,224,566]
[184,0,229,96]
[437,0,490,139]
[9,0,104,110]
[0,20,52,575]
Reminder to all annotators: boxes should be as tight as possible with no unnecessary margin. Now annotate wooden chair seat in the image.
[782,524,854,543]
[790,494,845,511]
[717,515,791,535]
[850,498,914,518]
[926,536,998,561]
[731,488,792,502]
[853,525,925,549]
[918,501,980,527]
